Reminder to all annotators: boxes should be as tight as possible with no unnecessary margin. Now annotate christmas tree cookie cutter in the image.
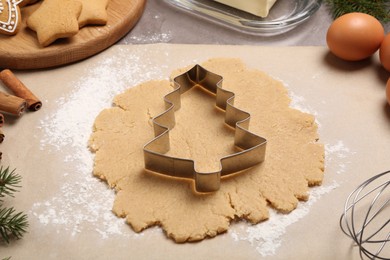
[143,65,267,193]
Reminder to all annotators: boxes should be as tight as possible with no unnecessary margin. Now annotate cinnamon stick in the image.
[0,128,4,143]
[0,91,27,116]
[0,113,4,127]
[0,69,42,111]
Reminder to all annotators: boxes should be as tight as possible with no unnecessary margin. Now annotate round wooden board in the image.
[0,0,146,70]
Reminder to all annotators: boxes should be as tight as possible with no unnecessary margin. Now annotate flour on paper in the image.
[32,48,170,239]
[88,58,325,243]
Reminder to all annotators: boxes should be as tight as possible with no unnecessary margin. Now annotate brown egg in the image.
[386,78,390,106]
[380,33,390,72]
[326,13,385,61]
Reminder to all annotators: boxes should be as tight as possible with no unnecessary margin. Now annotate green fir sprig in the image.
[0,207,28,244]
[325,0,390,22]
[0,166,28,244]
[0,167,21,202]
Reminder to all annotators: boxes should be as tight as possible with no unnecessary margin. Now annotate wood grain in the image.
[0,0,146,70]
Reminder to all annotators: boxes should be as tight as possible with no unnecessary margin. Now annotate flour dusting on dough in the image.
[229,139,354,256]
[89,58,325,243]
[32,47,169,239]
[31,52,352,256]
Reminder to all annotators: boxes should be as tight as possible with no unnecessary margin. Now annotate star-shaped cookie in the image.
[26,0,82,47]
[78,0,109,28]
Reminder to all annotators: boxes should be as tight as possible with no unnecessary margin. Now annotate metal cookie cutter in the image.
[143,65,267,193]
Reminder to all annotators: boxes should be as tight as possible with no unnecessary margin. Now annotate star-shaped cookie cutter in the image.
[143,65,267,193]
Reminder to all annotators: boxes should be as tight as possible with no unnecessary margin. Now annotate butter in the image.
[213,0,278,18]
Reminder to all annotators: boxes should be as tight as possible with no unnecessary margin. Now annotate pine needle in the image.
[0,207,28,244]
[325,0,390,22]
[0,166,28,244]
[0,166,21,202]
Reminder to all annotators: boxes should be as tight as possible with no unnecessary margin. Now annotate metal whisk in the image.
[340,170,390,259]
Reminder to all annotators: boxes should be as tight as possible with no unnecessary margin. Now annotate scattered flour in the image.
[289,90,321,127]
[32,48,168,239]
[120,7,173,44]
[229,139,354,256]
[230,181,339,256]
[228,89,356,256]
[30,54,355,255]
[325,140,355,174]
[125,31,173,44]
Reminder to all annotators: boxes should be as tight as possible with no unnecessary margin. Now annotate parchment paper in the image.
[1,44,389,259]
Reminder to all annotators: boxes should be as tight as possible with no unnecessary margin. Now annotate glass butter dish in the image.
[163,0,323,36]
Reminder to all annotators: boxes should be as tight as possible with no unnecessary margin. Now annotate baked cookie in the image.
[26,0,82,47]
[19,0,41,7]
[0,0,22,35]
[78,0,109,28]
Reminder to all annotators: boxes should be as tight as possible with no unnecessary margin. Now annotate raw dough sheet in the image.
[1,44,389,259]
[88,58,324,243]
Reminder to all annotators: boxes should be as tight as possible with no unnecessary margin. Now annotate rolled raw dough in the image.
[89,58,324,243]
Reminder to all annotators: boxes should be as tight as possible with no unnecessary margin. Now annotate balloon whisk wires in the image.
[340,170,390,259]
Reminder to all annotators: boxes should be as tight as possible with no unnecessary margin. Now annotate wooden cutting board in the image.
[0,0,146,70]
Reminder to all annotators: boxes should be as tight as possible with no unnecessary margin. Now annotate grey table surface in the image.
[119,0,390,46]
